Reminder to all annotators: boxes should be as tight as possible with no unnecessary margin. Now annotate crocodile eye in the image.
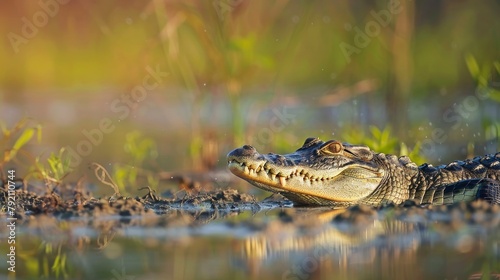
[320,140,343,155]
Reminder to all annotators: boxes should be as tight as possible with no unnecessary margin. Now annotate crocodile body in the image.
[227,138,500,207]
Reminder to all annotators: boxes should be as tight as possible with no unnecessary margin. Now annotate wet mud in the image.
[2,185,500,229]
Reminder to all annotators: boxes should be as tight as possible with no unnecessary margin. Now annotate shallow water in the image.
[2,205,500,280]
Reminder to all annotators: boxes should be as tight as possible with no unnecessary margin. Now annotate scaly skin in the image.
[227,137,500,207]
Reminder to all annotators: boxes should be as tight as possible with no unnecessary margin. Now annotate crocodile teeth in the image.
[244,166,249,174]
[279,176,287,187]
[255,166,261,173]
[271,173,276,181]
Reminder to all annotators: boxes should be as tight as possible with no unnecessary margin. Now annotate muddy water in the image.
[2,203,500,280]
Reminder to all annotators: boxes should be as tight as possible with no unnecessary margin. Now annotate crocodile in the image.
[227,137,500,207]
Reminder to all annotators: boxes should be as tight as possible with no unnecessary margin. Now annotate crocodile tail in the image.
[426,178,500,205]
[477,179,500,204]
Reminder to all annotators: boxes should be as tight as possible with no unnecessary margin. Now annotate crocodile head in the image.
[227,137,385,206]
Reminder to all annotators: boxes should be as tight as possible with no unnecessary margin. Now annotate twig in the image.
[89,162,121,198]
[138,186,160,202]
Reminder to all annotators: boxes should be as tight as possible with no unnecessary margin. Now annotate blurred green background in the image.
[0,0,499,192]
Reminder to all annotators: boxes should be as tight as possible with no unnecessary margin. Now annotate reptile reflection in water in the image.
[238,208,500,279]
[241,209,414,272]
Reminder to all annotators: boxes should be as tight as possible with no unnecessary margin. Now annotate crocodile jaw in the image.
[227,151,384,204]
